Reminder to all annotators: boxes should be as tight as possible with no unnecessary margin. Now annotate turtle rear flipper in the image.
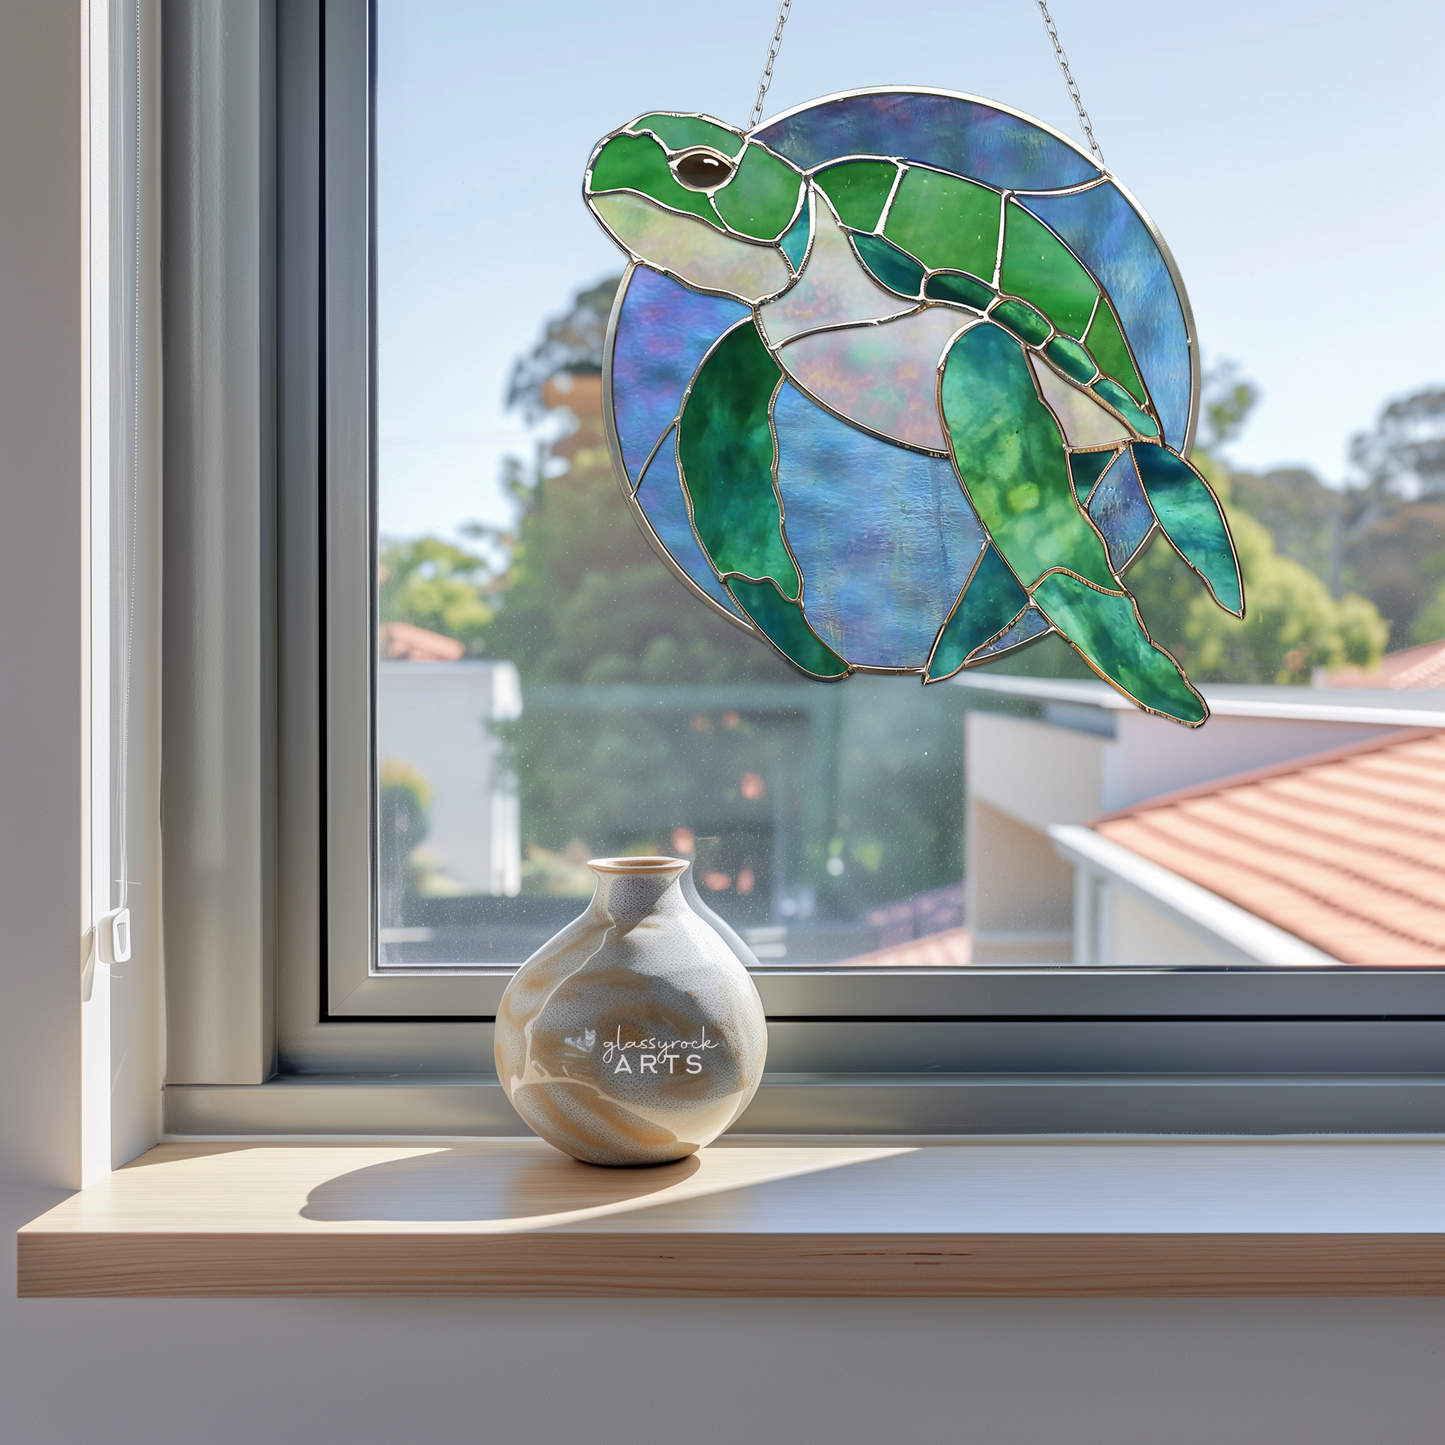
[1032,572,1208,727]
[1131,443,1244,618]
[727,577,850,680]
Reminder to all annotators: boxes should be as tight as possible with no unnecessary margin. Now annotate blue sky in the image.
[376,0,1444,544]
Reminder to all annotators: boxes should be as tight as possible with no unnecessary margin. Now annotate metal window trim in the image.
[160,0,278,1085]
[159,0,1445,1131]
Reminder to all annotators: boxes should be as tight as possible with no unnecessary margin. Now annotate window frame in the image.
[160,0,1445,1127]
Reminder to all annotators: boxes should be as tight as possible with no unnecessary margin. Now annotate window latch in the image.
[99,908,132,966]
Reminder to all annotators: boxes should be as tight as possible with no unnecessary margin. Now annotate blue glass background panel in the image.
[772,383,986,669]
[611,266,750,485]
[1087,443,1155,572]
[634,436,749,622]
[755,91,1100,192]
[1019,185,1191,449]
[969,604,1051,660]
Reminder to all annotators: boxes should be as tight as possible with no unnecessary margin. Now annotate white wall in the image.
[377,660,521,896]
[1108,885,1241,968]
[967,713,1103,959]
[6,6,1445,1444]
[1104,708,1398,812]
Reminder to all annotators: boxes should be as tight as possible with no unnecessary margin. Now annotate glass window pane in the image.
[373,3,1445,974]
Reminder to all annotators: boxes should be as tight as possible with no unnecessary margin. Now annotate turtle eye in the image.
[673,150,734,190]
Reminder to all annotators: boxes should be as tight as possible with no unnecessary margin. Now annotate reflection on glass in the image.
[375,4,1444,972]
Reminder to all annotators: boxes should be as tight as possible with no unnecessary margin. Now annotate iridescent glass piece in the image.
[968,604,1052,661]
[589,133,721,225]
[1001,201,1099,340]
[926,545,1029,682]
[925,271,995,311]
[1131,443,1244,614]
[991,298,1053,347]
[1083,298,1149,406]
[780,200,811,271]
[634,113,745,157]
[675,321,796,595]
[1086,444,1155,572]
[757,198,912,345]
[592,193,790,303]
[1031,571,1206,723]
[941,322,1116,589]
[713,144,805,241]
[1068,447,1118,504]
[1093,377,1159,438]
[1046,334,1099,385]
[727,577,849,679]
[781,307,974,453]
[1029,354,1133,449]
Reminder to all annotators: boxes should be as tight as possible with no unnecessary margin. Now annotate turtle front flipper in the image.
[677,318,850,680]
[939,320,1207,726]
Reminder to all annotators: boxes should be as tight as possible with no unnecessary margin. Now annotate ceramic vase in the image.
[495,856,768,1166]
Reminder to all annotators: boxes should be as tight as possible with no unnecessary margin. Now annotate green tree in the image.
[1127,454,1388,683]
[377,757,431,925]
[1199,357,1261,453]
[1412,589,1445,644]
[378,537,495,652]
[1409,549,1445,644]
[1349,386,1445,500]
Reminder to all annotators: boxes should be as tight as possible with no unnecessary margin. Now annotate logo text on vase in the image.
[597,1025,722,1076]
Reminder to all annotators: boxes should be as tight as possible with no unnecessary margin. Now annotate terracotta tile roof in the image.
[837,926,972,968]
[1328,638,1445,690]
[379,621,465,662]
[1094,729,1445,966]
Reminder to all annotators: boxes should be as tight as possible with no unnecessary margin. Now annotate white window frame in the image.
[158,0,1445,1135]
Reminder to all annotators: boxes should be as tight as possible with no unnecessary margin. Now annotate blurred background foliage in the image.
[378,537,495,654]
[378,280,1442,911]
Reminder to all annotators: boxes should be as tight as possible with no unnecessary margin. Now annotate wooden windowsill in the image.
[19,1136,1445,1297]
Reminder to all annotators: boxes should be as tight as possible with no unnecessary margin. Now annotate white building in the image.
[376,659,523,897]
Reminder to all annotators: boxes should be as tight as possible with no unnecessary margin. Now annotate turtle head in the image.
[584,113,808,302]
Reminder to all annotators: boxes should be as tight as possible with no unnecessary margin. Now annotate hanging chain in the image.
[1036,1,1105,166]
[749,0,792,130]
[746,1,1104,164]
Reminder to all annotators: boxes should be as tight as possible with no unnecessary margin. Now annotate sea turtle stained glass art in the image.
[584,88,1242,727]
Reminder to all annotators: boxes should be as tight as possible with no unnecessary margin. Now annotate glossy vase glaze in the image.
[495,857,767,1166]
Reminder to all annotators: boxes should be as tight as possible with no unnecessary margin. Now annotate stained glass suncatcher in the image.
[585,88,1243,728]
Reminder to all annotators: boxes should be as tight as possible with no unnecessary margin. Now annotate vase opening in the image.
[587,856,689,876]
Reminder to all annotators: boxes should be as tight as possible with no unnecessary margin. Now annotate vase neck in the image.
[587,857,691,927]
